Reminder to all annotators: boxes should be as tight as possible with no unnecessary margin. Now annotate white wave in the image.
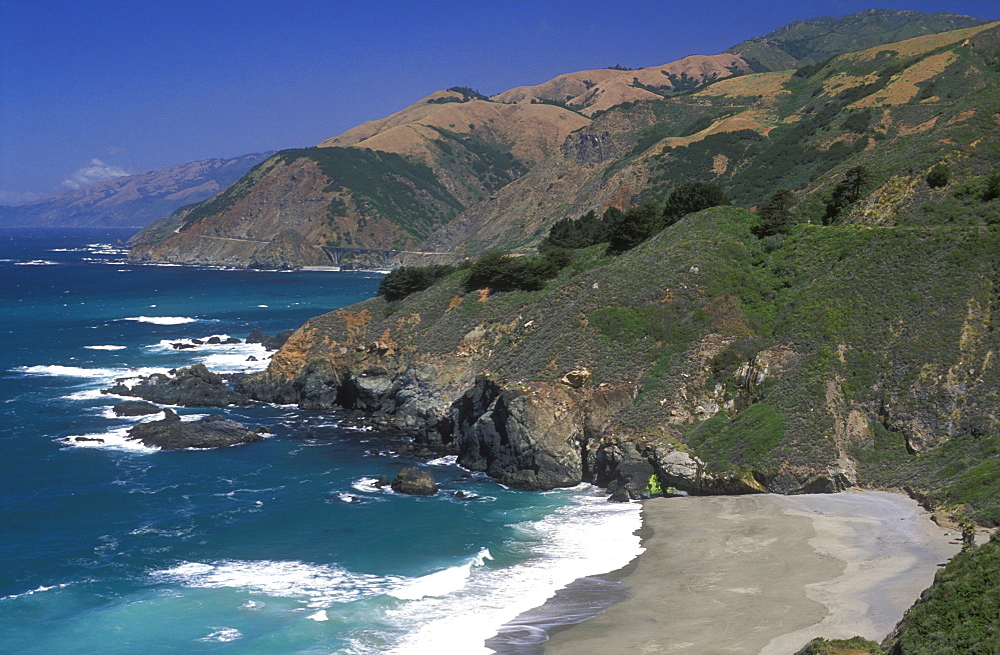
[84,345,127,351]
[145,336,270,373]
[124,316,200,325]
[1,582,72,601]
[352,477,395,494]
[427,455,459,467]
[99,406,162,421]
[376,487,643,655]
[307,610,329,622]
[389,548,493,601]
[64,388,128,401]
[50,247,87,252]
[14,259,59,266]
[151,560,403,608]
[61,427,159,453]
[15,365,125,379]
[197,627,242,643]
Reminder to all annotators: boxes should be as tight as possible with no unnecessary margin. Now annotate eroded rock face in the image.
[391,467,438,495]
[126,409,264,450]
[104,364,249,407]
[455,382,585,490]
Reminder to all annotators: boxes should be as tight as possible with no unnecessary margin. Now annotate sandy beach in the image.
[540,491,958,655]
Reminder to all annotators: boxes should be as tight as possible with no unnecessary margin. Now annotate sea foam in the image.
[388,548,493,601]
[375,487,643,655]
[124,316,200,325]
[151,560,404,608]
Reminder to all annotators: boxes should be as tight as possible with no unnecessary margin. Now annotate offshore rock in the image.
[104,364,250,407]
[390,467,438,495]
[112,401,163,417]
[247,328,294,351]
[127,409,264,450]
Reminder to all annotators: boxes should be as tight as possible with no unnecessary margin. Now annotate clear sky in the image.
[1,0,997,204]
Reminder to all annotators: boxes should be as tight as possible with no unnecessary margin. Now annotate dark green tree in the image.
[662,182,730,226]
[754,188,797,238]
[823,165,872,225]
[606,199,664,255]
[927,163,951,189]
[379,264,455,301]
[463,249,571,293]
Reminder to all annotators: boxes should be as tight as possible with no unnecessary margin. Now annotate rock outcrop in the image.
[126,409,265,449]
[104,364,249,407]
[390,467,439,495]
[112,401,163,417]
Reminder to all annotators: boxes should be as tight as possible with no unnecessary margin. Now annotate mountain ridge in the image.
[0,152,274,229]
[128,8,995,268]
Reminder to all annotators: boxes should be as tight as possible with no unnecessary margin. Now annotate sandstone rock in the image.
[390,468,438,495]
[559,368,591,389]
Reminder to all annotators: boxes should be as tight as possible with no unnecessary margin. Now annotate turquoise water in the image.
[0,229,641,654]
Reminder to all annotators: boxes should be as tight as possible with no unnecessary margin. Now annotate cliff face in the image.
[238,207,999,516]
[0,153,273,229]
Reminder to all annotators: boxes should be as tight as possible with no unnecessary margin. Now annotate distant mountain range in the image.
[0,152,274,229]
[124,8,995,269]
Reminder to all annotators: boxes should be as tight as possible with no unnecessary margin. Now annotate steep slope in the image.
[129,90,584,267]
[0,153,272,229]
[726,8,990,70]
[425,20,1000,255]
[129,9,994,268]
[238,205,999,525]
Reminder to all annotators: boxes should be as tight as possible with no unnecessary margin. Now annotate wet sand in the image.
[540,491,958,655]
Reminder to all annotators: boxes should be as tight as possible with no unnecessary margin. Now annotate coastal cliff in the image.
[237,206,999,523]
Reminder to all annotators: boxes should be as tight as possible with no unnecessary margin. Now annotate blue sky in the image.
[1,0,997,204]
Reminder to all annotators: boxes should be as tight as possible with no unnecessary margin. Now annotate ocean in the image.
[0,228,642,655]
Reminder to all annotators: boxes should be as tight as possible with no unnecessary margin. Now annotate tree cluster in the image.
[378,264,455,301]
[542,182,731,256]
[463,249,572,293]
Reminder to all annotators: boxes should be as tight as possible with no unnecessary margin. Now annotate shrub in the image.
[927,163,951,189]
[378,264,455,301]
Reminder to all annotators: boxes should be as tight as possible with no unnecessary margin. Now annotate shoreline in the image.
[493,490,958,655]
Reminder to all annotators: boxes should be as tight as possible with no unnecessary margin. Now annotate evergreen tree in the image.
[823,165,872,225]
[755,188,797,237]
[606,199,664,255]
[662,182,730,226]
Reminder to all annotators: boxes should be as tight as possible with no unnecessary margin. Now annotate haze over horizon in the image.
[1,0,996,205]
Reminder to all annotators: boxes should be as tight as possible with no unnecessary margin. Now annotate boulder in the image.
[127,409,264,450]
[559,368,591,389]
[102,363,250,407]
[112,401,163,417]
[390,467,438,495]
[246,328,294,351]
